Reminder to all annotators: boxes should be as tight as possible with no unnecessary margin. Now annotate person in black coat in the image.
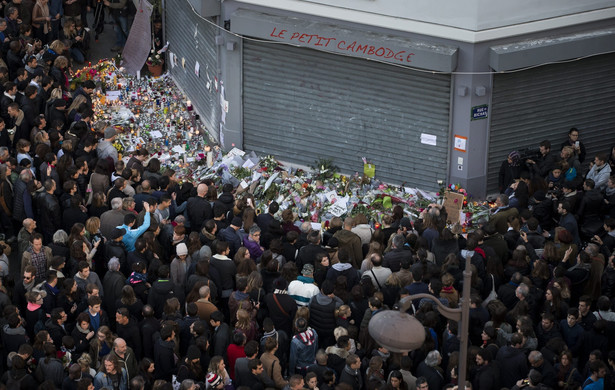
[263,278,298,337]
[309,280,343,349]
[154,325,177,381]
[528,350,558,389]
[72,312,95,354]
[416,351,445,390]
[0,355,38,389]
[147,265,181,317]
[139,305,160,359]
[1,312,28,354]
[383,235,414,273]
[497,272,523,310]
[325,249,360,290]
[0,118,10,148]
[498,151,523,193]
[116,307,143,360]
[338,354,363,390]
[495,333,529,389]
[209,310,231,359]
[35,178,62,244]
[473,349,500,390]
[186,184,213,231]
[295,231,325,271]
[45,307,69,348]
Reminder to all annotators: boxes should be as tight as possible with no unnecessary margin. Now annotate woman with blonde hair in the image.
[77,352,97,377]
[207,356,231,388]
[60,18,85,63]
[235,308,258,342]
[50,55,70,92]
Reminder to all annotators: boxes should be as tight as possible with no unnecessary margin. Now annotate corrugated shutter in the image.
[487,53,615,193]
[165,0,220,135]
[242,41,451,191]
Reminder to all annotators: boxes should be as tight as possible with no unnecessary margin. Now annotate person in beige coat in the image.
[260,336,288,389]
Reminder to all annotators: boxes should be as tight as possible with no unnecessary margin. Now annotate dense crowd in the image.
[1,5,615,390]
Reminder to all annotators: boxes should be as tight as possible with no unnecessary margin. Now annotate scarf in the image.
[76,323,90,334]
[27,302,42,311]
[23,278,35,291]
[35,0,50,34]
[14,110,24,126]
[441,286,455,293]
[297,275,315,284]
[297,328,315,345]
[606,186,615,197]
[3,92,15,101]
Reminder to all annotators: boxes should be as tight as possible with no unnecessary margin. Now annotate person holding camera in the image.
[526,140,557,178]
[560,127,586,164]
[511,369,549,390]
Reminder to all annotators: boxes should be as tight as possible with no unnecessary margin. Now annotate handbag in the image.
[482,274,498,308]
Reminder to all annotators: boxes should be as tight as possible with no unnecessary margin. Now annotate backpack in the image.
[5,374,25,390]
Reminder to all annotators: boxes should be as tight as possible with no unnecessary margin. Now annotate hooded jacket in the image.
[154,338,177,380]
[97,139,119,163]
[332,229,363,269]
[495,345,529,388]
[147,278,179,316]
[289,327,318,374]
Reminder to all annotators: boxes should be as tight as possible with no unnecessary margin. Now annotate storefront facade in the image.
[166,0,615,196]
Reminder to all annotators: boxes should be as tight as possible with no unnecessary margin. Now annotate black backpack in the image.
[5,374,25,390]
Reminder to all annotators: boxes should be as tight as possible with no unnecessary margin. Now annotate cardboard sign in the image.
[443,191,465,224]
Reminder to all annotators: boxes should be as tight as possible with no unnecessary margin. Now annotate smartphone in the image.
[575,141,580,147]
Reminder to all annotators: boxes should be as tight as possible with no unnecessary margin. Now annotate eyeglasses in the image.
[23,275,32,280]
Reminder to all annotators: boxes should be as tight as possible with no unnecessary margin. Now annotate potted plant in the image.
[146,50,164,76]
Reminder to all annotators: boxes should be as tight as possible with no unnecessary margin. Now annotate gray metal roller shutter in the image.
[242,41,451,191]
[487,53,615,193]
[165,0,220,134]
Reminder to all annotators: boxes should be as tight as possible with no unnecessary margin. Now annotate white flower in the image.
[437,180,443,185]
[156,54,160,59]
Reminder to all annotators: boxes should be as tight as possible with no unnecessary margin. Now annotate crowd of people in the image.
[0,6,614,390]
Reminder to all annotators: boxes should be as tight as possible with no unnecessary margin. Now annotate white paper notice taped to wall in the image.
[420,133,437,146]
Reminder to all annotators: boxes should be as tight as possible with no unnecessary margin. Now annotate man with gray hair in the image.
[100,197,130,239]
[488,193,519,234]
[195,285,218,322]
[416,350,443,390]
[17,218,36,261]
[103,257,126,325]
[527,350,557,389]
[243,225,264,260]
[383,233,413,272]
